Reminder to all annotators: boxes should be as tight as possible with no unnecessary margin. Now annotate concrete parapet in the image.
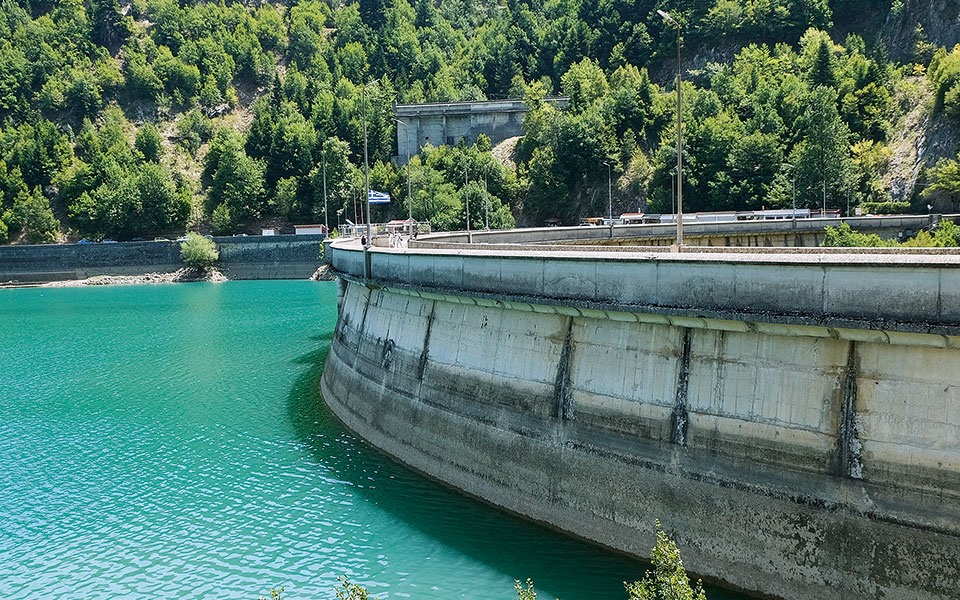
[322,232,960,600]
[329,238,960,334]
[411,215,940,247]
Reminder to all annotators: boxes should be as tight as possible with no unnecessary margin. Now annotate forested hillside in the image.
[0,0,959,242]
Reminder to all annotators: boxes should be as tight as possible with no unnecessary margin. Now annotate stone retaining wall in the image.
[0,234,325,284]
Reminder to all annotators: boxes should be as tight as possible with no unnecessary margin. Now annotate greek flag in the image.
[368,190,391,204]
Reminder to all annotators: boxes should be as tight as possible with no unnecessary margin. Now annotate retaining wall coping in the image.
[329,234,960,334]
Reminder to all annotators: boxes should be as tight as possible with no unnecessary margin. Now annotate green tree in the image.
[211,202,232,234]
[207,129,266,228]
[180,232,219,270]
[135,123,163,162]
[309,136,355,223]
[624,522,707,600]
[806,34,838,88]
[789,86,852,211]
[924,157,960,200]
[8,187,60,244]
[137,162,190,234]
[409,150,462,229]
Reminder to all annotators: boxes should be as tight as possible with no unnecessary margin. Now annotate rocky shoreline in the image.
[41,268,228,287]
[2,264,334,289]
[309,264,337,281]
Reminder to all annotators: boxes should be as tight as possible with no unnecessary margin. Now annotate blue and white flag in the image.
[368,190,391,204]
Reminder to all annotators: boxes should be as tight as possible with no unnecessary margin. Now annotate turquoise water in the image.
[0,281,746,599]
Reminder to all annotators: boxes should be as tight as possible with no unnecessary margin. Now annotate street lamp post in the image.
[395,118,412,225]
[362,79,382,248]
[822,178,827,218]
[464,161,472,243]
[483,171,489,230]
[658,9,683,250]
[604,161,613,239]
[322,147,329,234]
[783,162,796,225]
[363,93,371,247]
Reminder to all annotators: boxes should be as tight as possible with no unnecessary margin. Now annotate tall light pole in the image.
[363,88,371,247]
[658,9,683,250]
[822,178,827,218]
[464,160,472,243]
[783,162,796,224]
[321,143,329,234]
[395,118,412,225]
[362,79,381,247]
[603,161,613,239]
[483,168,489,230]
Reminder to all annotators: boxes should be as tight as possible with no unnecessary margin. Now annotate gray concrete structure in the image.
[411,214,940,248]
[321,230,960,600]
[0,234,325,284]
[394,98,567,162]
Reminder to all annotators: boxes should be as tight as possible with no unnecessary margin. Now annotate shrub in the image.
[859,201,910,215]
[180,232,219,269]
[821,222,890,247]
[625,521,707,600]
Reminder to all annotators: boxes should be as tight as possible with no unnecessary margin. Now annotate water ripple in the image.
[0,283,743,600]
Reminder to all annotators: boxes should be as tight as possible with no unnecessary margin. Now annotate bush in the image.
[821,222,890,247]
[859,201,910,215]
[625,521,707,600]
[180,232,219,269]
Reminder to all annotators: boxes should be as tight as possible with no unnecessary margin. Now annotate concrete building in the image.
[394,98,568,163]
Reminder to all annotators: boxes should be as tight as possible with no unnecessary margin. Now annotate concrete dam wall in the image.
[320,238,960,600]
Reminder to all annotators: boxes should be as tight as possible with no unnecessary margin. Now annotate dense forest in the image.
[0,0,959,242]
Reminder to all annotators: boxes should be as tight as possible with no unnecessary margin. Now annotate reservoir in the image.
[0,281,745,599]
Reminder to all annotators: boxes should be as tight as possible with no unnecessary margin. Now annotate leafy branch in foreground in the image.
[335,576,376,600]
[518,521,706,600]
[260,523,705,600]
[624,521,707,600]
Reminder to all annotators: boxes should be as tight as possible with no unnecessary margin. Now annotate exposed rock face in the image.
[308,264,338,281]
[881,0,960,62]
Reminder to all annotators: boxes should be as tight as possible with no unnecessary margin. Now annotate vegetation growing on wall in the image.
[0,0,957,241]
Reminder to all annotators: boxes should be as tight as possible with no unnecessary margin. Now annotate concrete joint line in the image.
[418,303,436,386]
[354,286,373,370]
[671,329,692,447]
[835,342,865,480]
[553,317,575,422]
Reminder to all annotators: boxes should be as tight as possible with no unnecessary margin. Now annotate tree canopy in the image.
[0,0,955,241]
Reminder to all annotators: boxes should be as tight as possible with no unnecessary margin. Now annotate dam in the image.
[320,217,960,600]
